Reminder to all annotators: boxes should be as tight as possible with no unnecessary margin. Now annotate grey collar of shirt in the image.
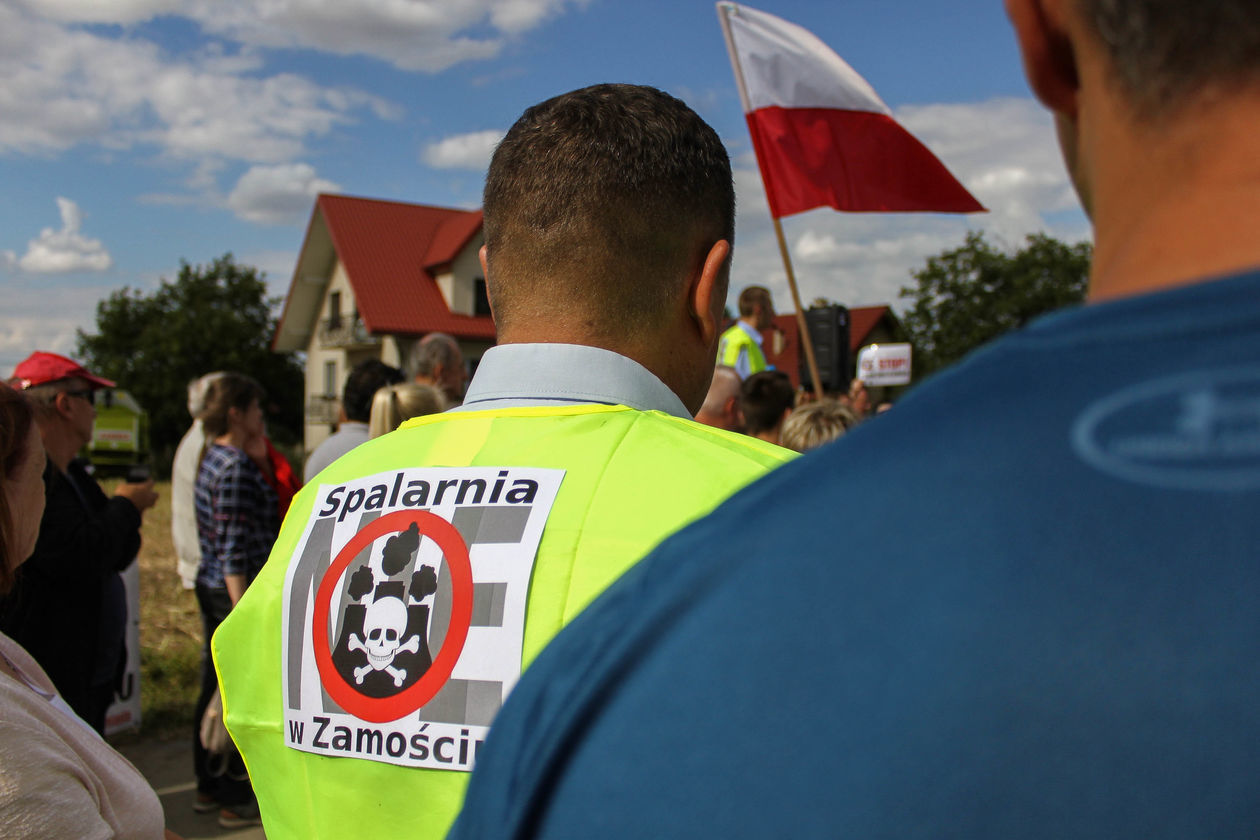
[454,343,692,420]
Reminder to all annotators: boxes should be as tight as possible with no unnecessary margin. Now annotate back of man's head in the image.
[343,359,403,424]
[737,286,772,319]
[740,370,795,437]
[408,333,459,377]
[482,83,734,340]
[1076,0,1260,120]
[407,333,465,401]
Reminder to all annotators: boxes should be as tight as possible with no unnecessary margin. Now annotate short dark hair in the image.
[200,373,265,439]
[0,385,37,596]
[1078,0,1260,119]
[483,83,734,335]
[738,286,772,318]
[343,359,404,423]
[740,370,795,435]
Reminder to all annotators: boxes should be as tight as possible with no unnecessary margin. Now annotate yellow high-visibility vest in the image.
[718,323,768,374]
[213,403,793,840]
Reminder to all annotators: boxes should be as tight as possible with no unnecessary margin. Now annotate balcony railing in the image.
[318,316,379,348]
[306,394,340,425]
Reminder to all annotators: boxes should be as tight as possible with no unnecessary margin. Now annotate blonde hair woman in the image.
[780,399,856,453]
[369,383,447,437]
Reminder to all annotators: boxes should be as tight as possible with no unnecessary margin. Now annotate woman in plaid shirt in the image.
[192,372,279,828]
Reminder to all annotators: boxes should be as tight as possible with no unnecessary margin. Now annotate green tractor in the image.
[85,389,150,478]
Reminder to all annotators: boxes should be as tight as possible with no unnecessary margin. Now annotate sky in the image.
[0,0,1091,376]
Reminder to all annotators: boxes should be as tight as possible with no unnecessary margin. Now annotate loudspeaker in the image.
[799,305,850,394]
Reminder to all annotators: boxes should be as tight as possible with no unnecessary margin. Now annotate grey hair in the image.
[187,371,227,418]
[406,333,461,380]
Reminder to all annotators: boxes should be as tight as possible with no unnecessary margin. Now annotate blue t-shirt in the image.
[451,270,1260,839]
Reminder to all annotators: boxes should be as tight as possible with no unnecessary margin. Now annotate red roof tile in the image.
[316,194,495,339]
[846,306,889,351]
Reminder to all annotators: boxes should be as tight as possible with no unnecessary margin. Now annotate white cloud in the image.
[896,97,1079,242]
[489,0,569,34]
[237,249,301,301]
[0,312,84,376]
[726,97,1090,313]
[5,198,113,274]
[228,163,341,225]
[0,275,129,377]
[0,4,394,164]
[18,0,582,73]
[14,0,179,23]
[422,130,505,171]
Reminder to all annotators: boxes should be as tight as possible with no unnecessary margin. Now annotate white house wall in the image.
[435,237,486,316]
[302,260,356,457]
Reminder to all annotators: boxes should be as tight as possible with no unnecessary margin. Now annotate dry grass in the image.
[107,479,204,738]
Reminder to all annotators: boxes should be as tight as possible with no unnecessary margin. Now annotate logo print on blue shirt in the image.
[1072,366,1260,490]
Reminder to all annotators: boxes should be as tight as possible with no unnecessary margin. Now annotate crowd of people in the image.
[1,0,1258,836]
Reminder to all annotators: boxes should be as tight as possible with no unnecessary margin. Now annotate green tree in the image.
[899,231,1092,378]
[76,253,304,474]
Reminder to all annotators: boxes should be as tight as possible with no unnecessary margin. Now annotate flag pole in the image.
[769,218,824,398]
[718,2,825,399]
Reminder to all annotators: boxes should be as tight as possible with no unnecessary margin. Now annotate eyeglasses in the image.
[62,389,95,406]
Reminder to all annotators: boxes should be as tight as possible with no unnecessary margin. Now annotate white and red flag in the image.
[717,3,985,218]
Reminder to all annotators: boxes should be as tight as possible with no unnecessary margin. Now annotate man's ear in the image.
[1005,0,1080,118]
[53,391,75,420]
[688,239,731,347]
[478,244,498,327]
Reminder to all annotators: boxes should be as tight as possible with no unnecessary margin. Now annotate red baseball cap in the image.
[11,352,115,390]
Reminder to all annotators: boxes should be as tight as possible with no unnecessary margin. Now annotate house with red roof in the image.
[273,193,496,453]
[758,304,908,398]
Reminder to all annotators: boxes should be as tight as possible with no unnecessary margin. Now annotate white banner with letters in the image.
[857,343,912,386]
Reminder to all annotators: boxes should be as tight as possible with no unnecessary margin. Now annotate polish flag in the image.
[718,3,985,218]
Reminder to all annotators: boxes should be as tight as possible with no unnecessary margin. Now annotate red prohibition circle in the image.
[311,509,474,723]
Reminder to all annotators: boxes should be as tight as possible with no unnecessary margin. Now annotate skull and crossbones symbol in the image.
[339,522,438,689]
[347,592,423,687]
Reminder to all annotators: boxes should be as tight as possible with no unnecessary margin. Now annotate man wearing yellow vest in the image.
[212,83,794,839]
[718,285,775,378]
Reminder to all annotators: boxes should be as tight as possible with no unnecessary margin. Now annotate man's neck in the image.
[40,427,78,473]
[1087,94,1260,302]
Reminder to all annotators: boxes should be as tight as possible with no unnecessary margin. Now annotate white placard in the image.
[104,563,142,735]
[281,466,563,772]
[857,343,913,386]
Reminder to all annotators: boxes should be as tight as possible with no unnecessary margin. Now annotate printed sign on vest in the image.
[280,466,563,771]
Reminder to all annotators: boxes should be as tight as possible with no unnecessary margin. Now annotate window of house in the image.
[474,278,491,317]
[324,360,337,397]
[329,291,342,329]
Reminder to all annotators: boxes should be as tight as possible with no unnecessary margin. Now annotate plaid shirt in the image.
[195,443,279,589]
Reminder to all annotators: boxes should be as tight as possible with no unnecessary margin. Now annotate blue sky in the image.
[0,0,1089,376]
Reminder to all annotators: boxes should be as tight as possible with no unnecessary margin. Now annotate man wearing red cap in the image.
[0,352,158,733]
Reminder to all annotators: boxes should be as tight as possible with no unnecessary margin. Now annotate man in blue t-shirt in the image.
[449,1,1260,838]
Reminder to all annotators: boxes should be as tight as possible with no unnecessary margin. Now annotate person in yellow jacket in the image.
[718,285,776,378]
[212,83,795,840]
